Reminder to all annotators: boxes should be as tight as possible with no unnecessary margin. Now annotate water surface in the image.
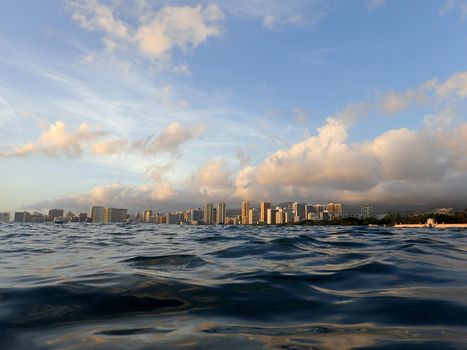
[1,224,466,349]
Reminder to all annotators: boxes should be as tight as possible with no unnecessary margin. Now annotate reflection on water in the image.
[0,224,466,349]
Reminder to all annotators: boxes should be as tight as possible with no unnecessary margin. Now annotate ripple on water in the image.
[0,224,466,350]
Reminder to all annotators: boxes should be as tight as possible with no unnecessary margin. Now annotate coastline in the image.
[394,223,467,228]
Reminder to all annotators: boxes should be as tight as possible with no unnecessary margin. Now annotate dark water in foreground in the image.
[1,224,466,349]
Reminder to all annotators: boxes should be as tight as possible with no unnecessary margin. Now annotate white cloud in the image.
[67,1,224,62]
[230,110,467,204]
[1,120,105,158]
[1,120,206,158]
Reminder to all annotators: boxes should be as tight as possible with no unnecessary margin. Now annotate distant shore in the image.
[394,223,467,228]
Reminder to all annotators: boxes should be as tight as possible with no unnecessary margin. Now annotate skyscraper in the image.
[143,210,153,223]
[91,206,105,224]
[267,208,277,225]
[248,208,259,225]
[204,203,213,224]
[0,212,10,223]
[241,200,249,225]
[292,202,306,222]
[48,209,64,221]
[190,208,204,222]
[216,202,226,224]
[260,201,271,223]
[104,208,128,224]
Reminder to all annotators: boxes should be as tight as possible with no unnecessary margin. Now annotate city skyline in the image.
[1,199,347,224]
[1,0,467,213]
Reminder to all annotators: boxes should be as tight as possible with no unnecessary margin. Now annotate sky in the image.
[1,0,467,213]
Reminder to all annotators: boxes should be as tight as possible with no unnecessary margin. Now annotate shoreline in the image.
[394,223,467,228]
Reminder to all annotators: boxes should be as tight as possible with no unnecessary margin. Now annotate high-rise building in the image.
[189,209,204,222]
[29,212,45,223]
[361,204,374,219]
[284,208,294,223]
[166,212,183,224]
[0,212,10,223]
[216,202,226,224]
[292,202,306,222]
[14,211,31,223]
[241,200,250,225]
[260,201,271,223]
[325,203,343,218]
[48,209,64,221]
[204,203,213,224]
[78,213,88,223]
[248,208,259,225]
[334,203,343,218]
[275,208,284,224]
[320,210,331,221]
[314,204,324,214]
[143,210,153,223]
[104,208,127,224]
[267,208,277,225]
[91,206,105,223]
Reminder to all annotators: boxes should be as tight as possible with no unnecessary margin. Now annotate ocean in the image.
[0,224,466,349]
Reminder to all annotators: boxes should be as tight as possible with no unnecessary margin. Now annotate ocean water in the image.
[0,224,466,350]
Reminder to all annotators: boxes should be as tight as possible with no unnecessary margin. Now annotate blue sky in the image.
[1,0,467,212]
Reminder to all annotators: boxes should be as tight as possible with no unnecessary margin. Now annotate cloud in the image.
[366,0,387,11]
[190,159,234,199]
[1,120,105,158]
[135,122,206,155]
[67,1,224,61]
[173,64,192,76]
[379,72,467,115]
[135,4,224,58]
[230,107,467,204]
[221,0,330,30]
[440,0,467,19]
[68,0,130,40]
[27,182,178,213]
[436,71,467,98]
[2,120,206,158]
[380,79,437,115]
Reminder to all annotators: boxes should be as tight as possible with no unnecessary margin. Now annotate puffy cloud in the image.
[135,4,224,58]
[2,120,205,158]
[67,1,224,61]
[231,106,467,204]
[190,160,234,199]
[1,120,105,158]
